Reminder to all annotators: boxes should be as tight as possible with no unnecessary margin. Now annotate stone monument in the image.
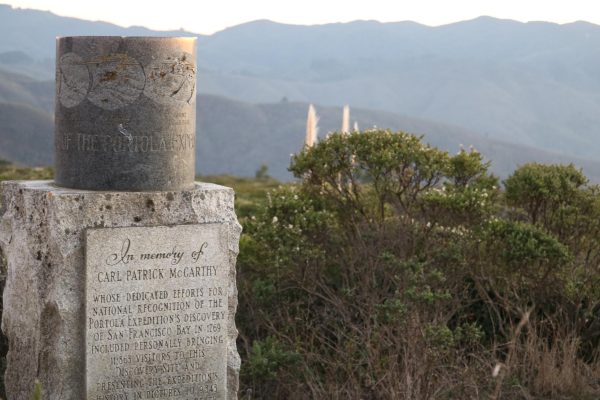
[0,37,241,399]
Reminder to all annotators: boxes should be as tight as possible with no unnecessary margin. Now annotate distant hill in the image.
[0,101,53,166]
[3,68,600,181]
[0,4,197,78]
[196,95,600,182]
[195,18,600,161]
[0,68,53,112]
[2,5,600,179]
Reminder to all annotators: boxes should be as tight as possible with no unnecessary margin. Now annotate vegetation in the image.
[0,159,52,181]
[201,173,281,219]
[236,130,600,399]
[1,128,600,399]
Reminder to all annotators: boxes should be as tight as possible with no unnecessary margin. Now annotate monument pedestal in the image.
[0,180,241,400]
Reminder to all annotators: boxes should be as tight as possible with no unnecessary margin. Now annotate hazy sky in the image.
[4,0,600,34]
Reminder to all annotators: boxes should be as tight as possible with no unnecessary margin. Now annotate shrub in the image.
[237,130,600,399]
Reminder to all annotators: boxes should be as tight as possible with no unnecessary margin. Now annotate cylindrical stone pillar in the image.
[55,36,197,191]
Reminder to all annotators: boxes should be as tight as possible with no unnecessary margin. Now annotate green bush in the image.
[237,130,600,399]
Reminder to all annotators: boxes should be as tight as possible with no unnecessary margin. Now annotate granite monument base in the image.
[0,181,241,400]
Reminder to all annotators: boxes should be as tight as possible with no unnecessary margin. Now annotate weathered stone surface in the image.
[0,181,241,400]
[55,37,197,191]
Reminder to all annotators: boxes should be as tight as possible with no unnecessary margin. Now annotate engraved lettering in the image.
[71,132,195,153]
[192,242,209,262]
[106,238,134,266]
[87,225,228,399]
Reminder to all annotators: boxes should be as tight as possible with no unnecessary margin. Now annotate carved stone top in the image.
[55,36,197,191]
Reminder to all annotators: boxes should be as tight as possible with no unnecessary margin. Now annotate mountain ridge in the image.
[2,5,600,180]
[3,74,600,182]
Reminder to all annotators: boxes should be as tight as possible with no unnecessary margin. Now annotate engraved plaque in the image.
[86,224,228,400]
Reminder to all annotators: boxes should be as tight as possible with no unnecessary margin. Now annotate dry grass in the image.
[519,330,600,399]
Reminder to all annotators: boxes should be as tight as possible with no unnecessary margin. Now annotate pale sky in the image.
[4,0,600,34]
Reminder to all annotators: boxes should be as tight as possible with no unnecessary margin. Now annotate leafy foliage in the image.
[238,130,600,399]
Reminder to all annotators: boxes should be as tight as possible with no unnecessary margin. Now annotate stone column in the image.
[0,36,241,400]
[0,181,241,399]
[55,36,197,191]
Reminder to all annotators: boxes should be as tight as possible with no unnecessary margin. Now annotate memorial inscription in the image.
[86,224,229,400]
[57,132,195,153]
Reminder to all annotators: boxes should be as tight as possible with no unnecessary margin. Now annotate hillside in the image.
[2,5,600,179]
[0,101,53,166]
[3,77,600,181]
[197,95,600,181]
[0,4,197,71]
[0,68,53,112]
[196,18,600,161]
[2,6,600,165]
